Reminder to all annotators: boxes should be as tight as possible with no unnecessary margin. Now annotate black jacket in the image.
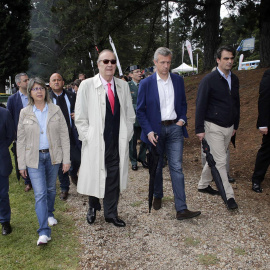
[195,69,240,134]
[257,69,270,128]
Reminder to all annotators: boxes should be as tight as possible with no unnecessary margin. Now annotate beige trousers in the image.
[198,121,235,200]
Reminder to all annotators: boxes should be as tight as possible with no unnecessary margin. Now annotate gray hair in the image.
[154,47,172,61]
[15,73,28,84]
[27,77,51,106]
[97,49,116,64]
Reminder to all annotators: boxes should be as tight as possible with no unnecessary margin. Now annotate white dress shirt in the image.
[156,73,177,121]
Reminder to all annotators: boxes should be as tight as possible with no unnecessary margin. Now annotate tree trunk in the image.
[259,0,270,68]
[203,0,221,71]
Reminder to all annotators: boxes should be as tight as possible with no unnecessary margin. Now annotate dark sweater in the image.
[195,69,240,134]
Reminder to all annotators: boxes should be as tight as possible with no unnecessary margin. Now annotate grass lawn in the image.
[0,151,81,270]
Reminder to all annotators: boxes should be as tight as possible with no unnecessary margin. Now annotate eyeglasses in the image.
[31,87,45,92]
[99,59,117,65]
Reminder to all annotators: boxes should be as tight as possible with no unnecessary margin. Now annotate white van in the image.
[239,60,260,70]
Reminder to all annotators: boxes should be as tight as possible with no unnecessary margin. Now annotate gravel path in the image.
[66,160,270,270]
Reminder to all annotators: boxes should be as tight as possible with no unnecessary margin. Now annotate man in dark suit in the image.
[0,107,15,235]
[128,65,148,171]
[7,73,32,192]
[49,73,81,200]
[137,47,201,220]
[251,69,270,193]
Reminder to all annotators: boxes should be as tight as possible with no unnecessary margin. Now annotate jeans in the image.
[0,175,11,223]
[27,152,60,237]
[153,124,187,211]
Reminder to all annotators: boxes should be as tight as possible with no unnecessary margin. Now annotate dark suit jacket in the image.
[137,72,188,145]
[257,69,270,128]
[7,91,24,139]
[49,89,80,148]
[0,107,15,176]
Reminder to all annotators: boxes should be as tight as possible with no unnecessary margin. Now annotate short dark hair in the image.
[215,45,235,60]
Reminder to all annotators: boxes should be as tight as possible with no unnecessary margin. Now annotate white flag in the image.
[182,43,185,64]
[238,54,244,70]
[185,40,193,67]
[109,35,123,76]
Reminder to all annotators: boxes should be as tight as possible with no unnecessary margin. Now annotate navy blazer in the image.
[7,91,24,139]
[137,72,188,145]
[0,107,15,176]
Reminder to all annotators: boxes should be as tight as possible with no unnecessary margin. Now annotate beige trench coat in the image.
[17,103,70,169]
[75,74,135,198]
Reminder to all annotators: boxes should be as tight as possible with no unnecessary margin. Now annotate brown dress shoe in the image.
[59,191,69,201]
[153,198,162,210]
[176,209,201,220]
[24,184,32,192]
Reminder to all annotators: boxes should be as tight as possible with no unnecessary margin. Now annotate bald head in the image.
[49,73,65,94]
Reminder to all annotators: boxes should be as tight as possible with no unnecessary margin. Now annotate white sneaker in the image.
[48,217,58,226]
[37,235,51,246]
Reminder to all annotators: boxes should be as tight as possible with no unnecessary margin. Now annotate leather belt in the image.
[161,119,178,126]
[39,149,49,153]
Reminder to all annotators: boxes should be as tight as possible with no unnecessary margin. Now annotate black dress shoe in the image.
[176,209,201,220]
[198,185,220,195]
[227,198,238,210]
[105,217,126,227]
[86,208,96,224]
[252,183,262,193]
[59,191,69,201]
[132,165,138,171]
[228,174,235,183]
[153,197,162,210]
[138,159,149,168]
[2,222,12,235]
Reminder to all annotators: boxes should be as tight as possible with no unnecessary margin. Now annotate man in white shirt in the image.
[137,47,201,220]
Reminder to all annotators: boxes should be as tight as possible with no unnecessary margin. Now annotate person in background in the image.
[128,65,148,171]
[7,73,32,192]
[251,69,270,193]
[17,77,70,246]
[137,47,201,220]
[0,107,15,235]
[78,73,86,80]
[49,73,81,197]
[73,79,82,94]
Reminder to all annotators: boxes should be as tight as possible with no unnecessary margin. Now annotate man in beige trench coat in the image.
[75,49,135,227]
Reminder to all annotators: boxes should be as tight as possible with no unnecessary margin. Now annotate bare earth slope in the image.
[65,68,270,270]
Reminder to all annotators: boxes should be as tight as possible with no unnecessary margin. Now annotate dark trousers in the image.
[0,174,11,223]
[89,143,120,218]
[129,126,148,165]
[252,132,270,184]
[58,142,81,192]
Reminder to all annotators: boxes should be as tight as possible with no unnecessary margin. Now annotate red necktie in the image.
[107,83,114,114]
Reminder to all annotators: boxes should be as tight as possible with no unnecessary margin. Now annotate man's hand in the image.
[70,112,75,120]
[148,131,158,146]
[259,127,268,135]
[62,164,71,174]
[20,169,27,178]
[196,133,205,141]
[176,120,184,126]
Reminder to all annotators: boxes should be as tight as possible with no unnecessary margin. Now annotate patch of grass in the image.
[130,201,143,207]
[185,237,200,247]
[0,151,81,270]
[163,196,174,202]
[198,254,219,266]
[234,247,246,255]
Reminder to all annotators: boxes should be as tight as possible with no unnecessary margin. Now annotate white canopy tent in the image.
[172,62,197,73]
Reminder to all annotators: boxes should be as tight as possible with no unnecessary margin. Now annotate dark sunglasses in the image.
[100,59,117,65]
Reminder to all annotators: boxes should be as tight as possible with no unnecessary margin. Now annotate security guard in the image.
[128,65,148,170]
